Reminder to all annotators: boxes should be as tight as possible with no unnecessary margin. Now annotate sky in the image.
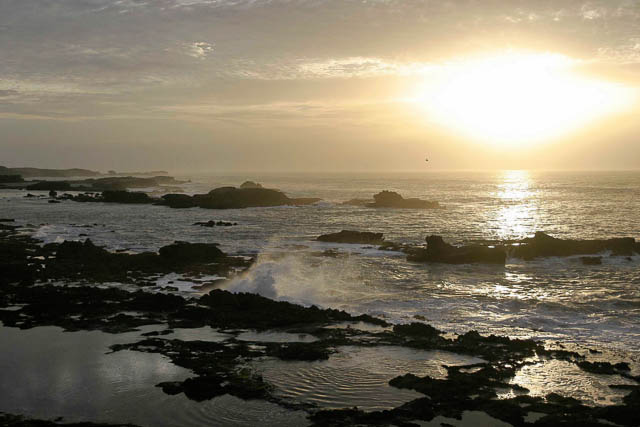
[1,0,639,172]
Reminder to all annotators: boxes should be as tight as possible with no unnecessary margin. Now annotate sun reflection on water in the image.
[493,170,539,240]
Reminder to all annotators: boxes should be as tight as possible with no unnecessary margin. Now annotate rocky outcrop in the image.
[511,232,638,260]
[193,187,291,209]
[409,235,506,264]
[317,230,385,245]
[102,190,156,204]
[161,186,321,209]
[158,242,225,265]
[161,194,197,208]
[364,191,440,209]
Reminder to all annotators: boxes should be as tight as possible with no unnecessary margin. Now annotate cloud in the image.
[185,41,214,59]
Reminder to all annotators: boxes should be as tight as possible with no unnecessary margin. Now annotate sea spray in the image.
[225,252,365,308]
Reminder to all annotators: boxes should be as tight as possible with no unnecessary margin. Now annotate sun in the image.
[410,51,636,147]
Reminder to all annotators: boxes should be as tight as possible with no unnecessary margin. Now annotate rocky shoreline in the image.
[1,220,639,426]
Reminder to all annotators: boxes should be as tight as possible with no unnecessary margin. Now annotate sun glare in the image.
[411,51,636,147]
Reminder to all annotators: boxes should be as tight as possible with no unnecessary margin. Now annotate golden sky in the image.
[1,0,639,171]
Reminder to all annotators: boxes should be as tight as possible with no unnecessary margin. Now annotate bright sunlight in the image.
[411,51,636,147]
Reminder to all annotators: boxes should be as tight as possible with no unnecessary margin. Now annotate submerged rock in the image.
[367,190,440,209]
[512,231,638,260]
[409,235,506,264]
[317,230,385,245]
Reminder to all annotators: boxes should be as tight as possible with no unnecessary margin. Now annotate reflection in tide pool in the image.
[508,358,638,406]
[254,346,484,411]
[0,326,308,427]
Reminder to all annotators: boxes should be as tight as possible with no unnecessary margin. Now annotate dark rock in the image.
[194,220,236,227]
[161,194,196,208]
[194,187,292,209]
[366,191,440,209]
[266,342,331,361]
[581,256,602,265]
[393,322,441,339]
[0,218,15,222]
[158,242,225,265]
[408,235,506,264]
[317,230,385,245]
[48,200,61,204]
[102,191,156,204]
[512,232,638,260]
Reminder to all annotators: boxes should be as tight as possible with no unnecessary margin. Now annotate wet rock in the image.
[317,230,385,245]
[393,322,441,339]
[581,256,602,265]
[408,235,506,264]
[512,231,638,260]
[367,190,440,209]
[194,220,237,227]
[0,218,15,222]
[266,342,332,361]
[158,241,225,265]
[48,200,61,204]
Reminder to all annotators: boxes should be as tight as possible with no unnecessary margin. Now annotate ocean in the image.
[2,170,640,425]
[3,170,639,352]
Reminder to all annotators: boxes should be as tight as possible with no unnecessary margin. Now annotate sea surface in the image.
[2,170,640,425]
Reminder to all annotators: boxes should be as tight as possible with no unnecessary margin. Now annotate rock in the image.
[0,218,15,222]
[581,256,602,265]
[161,194,196,208]
[48,200,61,204]
[26,181,72,191]
[194,220,236,227]
[239,180,263,189]
[512,232,638,260]
[409,235,506,264]
[101,190,156,204]
[366,191,440,209]
[158,242,225,265]
[317,230,385,245]
[48,189,57,197]
[192,187,293,209]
